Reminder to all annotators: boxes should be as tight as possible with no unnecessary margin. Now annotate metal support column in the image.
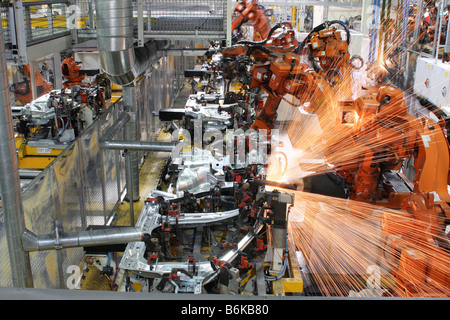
[384,0,391,55]
[368,0,381,64]
[361,0,372,35]
[435,3,444,62]
[400,0,409,42]
[12,0,29,65]
[53,52,63,90]
[47,4,53,35]
[444,3,450,61]
[0,25,33,288]
[29,60,37,100]
[226,0,232,47]
[377,0,386,61]
[122,85,140,226]
[412,0,424,51]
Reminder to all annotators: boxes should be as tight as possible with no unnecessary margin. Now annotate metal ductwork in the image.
[95,0,170,215]
[95,0,169,86]
[0,22,34,288]
[22,227,144,252]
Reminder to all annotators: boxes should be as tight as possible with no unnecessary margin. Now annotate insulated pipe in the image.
[22,227,144,252]
[98,108,176,225]
[101,141,177,152]
[0,23,34,288]
[95,0,169,86]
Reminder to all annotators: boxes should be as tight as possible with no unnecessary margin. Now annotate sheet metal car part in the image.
[119,196,240,293]
[119,189,293,294]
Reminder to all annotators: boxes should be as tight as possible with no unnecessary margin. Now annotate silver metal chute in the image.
[95,0,169,86]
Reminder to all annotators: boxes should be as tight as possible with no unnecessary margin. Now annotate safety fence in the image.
[0,54,194,288]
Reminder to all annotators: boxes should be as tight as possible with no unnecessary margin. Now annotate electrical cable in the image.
[327,20,351,44]
[294,20,351,54]
[51,117,66,140]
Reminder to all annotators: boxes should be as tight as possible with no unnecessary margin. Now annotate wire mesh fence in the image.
[22,1,71,45]
[143,0,228,35]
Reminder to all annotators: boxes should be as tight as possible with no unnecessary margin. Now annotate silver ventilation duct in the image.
[95,0,169,215]
[22,227,144,252]
[95,0,169,86]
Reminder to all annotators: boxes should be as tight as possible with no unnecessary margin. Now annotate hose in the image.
[350,55,364,70]
[10,79,30,96]
[245,44,275,57]
[326,68,344,86]
[52,117,67,140]
[328,20,351,45]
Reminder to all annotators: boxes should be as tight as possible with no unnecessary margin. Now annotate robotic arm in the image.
[232,0,272,43]
[10,64,53,105]
[248,53,333,131]
[222,21,356,132]
[219,21,450,296]
[61,56,86,89]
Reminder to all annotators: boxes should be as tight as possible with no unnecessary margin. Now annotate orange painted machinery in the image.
[217,21,450,296]
[10,64,53,105]
[223,21,357,132]
[61,56,86,89]
[332,86,450,296]
[295,20,362,90]
[232,0,272,43]
[223,22,299,60]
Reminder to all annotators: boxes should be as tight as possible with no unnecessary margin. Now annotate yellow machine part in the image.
[16,138,62,170]
[271,251,304,296]
[271,275,304,296]
[111,83,122,91]
[111,83,123,103]
[111,94,122,103]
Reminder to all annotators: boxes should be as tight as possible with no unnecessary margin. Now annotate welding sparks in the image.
[263,13,450,297]
[283,191,450,297]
